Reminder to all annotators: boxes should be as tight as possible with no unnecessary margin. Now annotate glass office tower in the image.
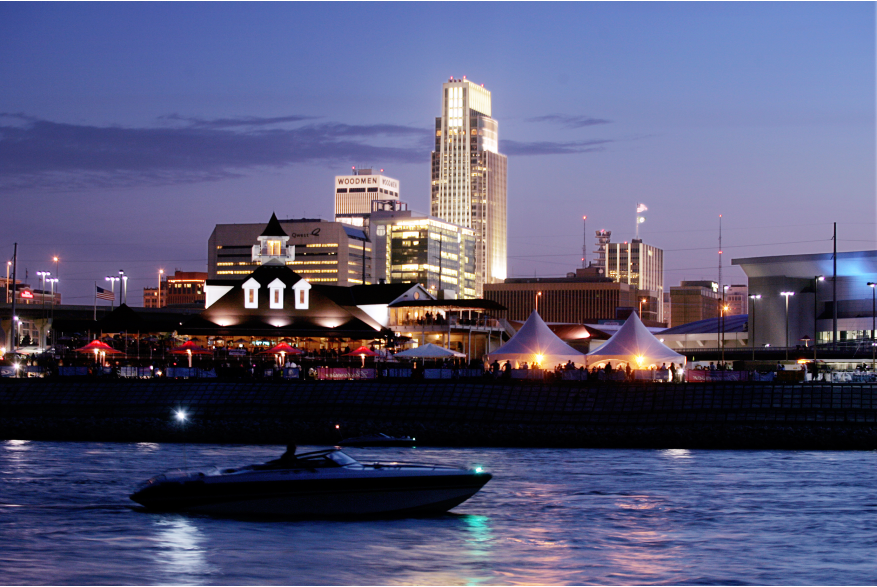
[431,77,507,296]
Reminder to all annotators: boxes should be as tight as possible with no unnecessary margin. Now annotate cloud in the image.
[502,138,612,156]
[527,114,613,128]
[0,112,614,191]
[0,113,433,191]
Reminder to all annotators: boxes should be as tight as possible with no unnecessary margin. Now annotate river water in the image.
[1,440,875,585]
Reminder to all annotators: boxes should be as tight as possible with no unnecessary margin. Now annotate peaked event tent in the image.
[485,310,585,368]
[394,343,466,359]
[585,312,686,368]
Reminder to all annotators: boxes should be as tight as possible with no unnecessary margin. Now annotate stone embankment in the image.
[1,379,876,449]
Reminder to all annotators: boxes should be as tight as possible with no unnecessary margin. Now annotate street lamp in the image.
[105,276,119,310]
[639,297,647,319]
[158,269,164,308]
[749,294,761,360]
[814,276,824,361]
[46,278,58,348]
[868,282,876,371]
[119,270,127,305]
[5,261,11,303]
[780,291,795,360]
[36,271,50,350]
[535,291,542,313]
[721,304,729,368]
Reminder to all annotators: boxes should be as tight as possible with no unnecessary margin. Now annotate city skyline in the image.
[1,2,874,306]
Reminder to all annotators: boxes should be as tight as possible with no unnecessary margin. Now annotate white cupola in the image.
[252,213,295,266]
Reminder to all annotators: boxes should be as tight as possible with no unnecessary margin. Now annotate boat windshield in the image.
[324,450,358,467]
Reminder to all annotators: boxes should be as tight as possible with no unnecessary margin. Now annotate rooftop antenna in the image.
[581,215,587,268]
[718,214,723,352]
[636,203,647,240]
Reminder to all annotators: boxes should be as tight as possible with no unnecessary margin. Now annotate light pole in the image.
[814,276,824,361]
[158,269,164,308]
[535,291,542,313]
[781,291,795,360]
[749,294,761,361]
[47,278,58,349]
[119,270,127,305]
[105,276,119,311]
[721,304,729,368]
[5,261,10,303]
[868,282,876,372]
[36,271,50,349]
[639,297,647,319]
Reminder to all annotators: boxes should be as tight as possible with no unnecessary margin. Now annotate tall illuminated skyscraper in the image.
[431,77,507,296]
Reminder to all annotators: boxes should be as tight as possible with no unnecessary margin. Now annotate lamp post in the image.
[749,294,761,360]
[868,282,876,372]
[119,270,127,305]
[36,271,50,349]
[158,269,164,308]
[5,261,10,303]
[105,276,119,311]
[781,291,795,360]
[46,278,58,349]
[814,276,824,361]
[639,297,647,319]
[721,304,729,368]
[535,291,542,313]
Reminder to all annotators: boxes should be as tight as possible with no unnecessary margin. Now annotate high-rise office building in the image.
[605,238,664,323]
[431,77,507,296]
[334,167,400,233]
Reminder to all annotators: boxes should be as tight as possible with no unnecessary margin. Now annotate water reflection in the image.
[152,516,213,583]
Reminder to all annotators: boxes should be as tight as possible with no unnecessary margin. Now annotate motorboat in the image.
[130,448,492,517]
[338,433,416,448]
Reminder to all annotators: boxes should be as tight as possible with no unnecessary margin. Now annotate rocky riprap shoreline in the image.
[1,379,876,449]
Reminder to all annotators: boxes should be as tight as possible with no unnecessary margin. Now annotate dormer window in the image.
[267,278,286,309]
[293,279,311,310]
[242,278,261,309]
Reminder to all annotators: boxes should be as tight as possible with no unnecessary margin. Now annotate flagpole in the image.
[94,282,97,321]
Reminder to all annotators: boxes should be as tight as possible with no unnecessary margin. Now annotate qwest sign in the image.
[335,175,399,191]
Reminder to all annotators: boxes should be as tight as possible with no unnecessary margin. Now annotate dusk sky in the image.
[1,2,874,306]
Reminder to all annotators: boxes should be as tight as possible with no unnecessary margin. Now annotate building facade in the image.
[483,270,643,324]
[733,250,877,349]
[144,271,207,308]
[606,239,664,318]
[724,284,749,316]
[370,210,476,299]
[669,281,720,327]
[208,217,371,286]
[334,168,400,232]
[430,77,507,296]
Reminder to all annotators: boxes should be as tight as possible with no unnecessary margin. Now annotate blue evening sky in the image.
[1,2,874,306]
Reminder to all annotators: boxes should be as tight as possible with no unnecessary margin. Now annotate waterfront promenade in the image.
[1,379,876,448]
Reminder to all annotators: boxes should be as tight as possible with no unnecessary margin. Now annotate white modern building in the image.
[334,167,400,231]
[430,77,507,296]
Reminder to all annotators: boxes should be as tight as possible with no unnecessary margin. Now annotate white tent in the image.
[586,312,686,368]
[394,343,466,359]
[485,310,586,368]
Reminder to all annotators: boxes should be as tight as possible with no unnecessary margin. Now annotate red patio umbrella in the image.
[343,346,378,357]
[170,340,212,367]
[74,340,122,354]
[344,345,378,368]
[259,343,303,355]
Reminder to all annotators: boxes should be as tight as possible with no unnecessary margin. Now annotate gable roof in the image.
[486,310,585,366]
[260,213,288,238]
[586,311,686,366]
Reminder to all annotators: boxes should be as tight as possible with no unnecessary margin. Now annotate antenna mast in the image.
[581,215,587,268]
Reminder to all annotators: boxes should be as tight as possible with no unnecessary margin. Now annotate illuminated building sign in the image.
[20,290,33,299]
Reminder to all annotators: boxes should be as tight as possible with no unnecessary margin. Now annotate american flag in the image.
[636,203,648,214]
[96,285,114,301]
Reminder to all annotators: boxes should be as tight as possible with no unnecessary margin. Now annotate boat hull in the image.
[131,468,491,517]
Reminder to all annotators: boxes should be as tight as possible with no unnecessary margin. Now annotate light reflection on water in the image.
[1,440,876,585]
